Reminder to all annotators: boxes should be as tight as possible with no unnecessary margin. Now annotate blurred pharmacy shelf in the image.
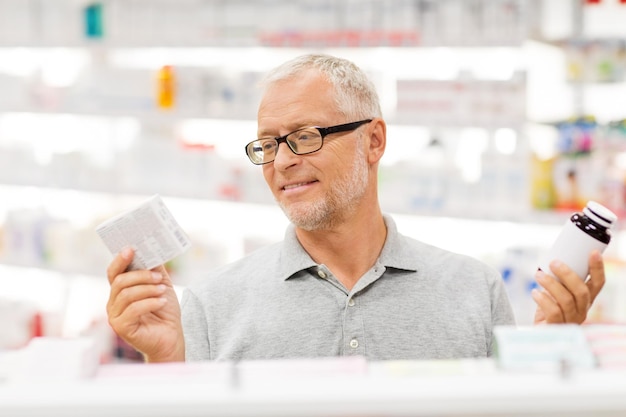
[0,0,528,48]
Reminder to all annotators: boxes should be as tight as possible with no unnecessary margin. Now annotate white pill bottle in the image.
[539,201,618,280]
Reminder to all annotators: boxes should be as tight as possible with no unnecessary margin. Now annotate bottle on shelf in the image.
[83,2,104,39]
[156,65,176,109]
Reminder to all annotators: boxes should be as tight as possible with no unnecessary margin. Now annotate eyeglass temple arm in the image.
[320,119,373,136]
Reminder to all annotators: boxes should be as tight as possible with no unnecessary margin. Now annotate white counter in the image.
[1,357,625,417]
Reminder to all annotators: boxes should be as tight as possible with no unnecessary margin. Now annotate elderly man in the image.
[106,54,606,362]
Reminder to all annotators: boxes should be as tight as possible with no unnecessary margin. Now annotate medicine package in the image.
[95,195,192,271]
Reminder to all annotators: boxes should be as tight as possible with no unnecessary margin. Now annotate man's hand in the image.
[532,250,606,324]
[106,247,185,362]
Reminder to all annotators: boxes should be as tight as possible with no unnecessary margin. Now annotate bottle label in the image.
[538,220,608,279]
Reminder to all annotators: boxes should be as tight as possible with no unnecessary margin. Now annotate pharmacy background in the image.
[1,0,626,361]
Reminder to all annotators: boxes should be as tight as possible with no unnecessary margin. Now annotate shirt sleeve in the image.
[487,270,517,356]
[180,288,211,361]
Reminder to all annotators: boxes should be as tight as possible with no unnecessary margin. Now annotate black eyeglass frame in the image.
[245,119,373,165]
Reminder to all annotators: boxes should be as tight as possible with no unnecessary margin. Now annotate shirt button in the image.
[349,339,359,349]
[348,299,355,307]
[317,270,327,279]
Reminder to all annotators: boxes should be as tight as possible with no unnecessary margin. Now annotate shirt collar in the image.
[377,214,421,272]
[277,223,318,281]
[278,214,419,281]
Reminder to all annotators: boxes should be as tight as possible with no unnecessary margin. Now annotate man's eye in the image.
[296,131,318,141]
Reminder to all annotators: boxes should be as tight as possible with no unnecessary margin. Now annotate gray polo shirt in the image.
[181,215,515,361]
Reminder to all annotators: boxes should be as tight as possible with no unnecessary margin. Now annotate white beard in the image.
[278,137,369,231]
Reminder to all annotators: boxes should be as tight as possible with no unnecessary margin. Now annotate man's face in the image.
[256,71,369,231]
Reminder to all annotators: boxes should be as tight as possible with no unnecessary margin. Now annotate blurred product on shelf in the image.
[112,335,144,363]
[395,73,526,127]
[156,65,175,109]
[556,116,596,156]
[0,299,40,349]
[565,39,626,84]
[83,2,104,39]
[530,116,626,217]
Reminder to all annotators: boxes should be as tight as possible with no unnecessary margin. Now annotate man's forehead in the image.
[257,119,322,137]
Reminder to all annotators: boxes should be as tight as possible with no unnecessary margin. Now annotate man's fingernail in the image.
[121,247,133,259]
[550,260,562,270]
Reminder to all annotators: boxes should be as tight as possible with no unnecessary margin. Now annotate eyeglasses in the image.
[245,119,372,165]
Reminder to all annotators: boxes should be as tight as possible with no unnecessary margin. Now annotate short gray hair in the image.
[261,54,382,120]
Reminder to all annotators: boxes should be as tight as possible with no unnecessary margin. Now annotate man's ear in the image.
[368,118,386,164]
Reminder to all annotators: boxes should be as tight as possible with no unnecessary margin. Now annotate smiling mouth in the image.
[283,181,316,191]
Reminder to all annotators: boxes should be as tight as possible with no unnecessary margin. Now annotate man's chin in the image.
[280,204,326,231]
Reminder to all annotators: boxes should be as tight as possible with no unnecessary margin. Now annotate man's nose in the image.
[272,142,299,169]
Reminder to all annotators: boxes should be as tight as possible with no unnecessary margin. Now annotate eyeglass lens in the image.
[248,128,323,164]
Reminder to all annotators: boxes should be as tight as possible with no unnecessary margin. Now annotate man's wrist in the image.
[144,340,185,363]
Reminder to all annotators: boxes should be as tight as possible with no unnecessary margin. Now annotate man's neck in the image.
[295,210,387,291]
